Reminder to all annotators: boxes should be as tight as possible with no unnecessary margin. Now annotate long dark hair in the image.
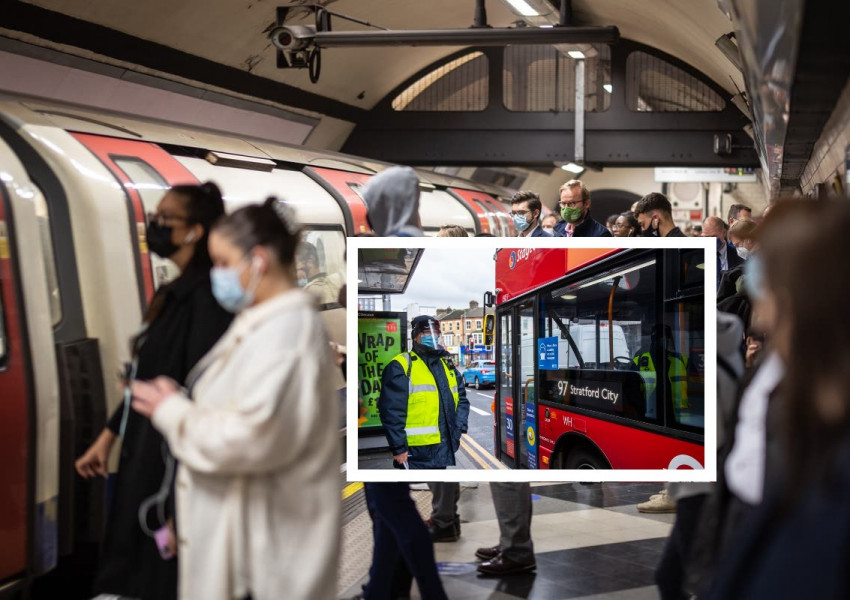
[170,181,225,276]
[757,199,850,496]
[212,196,301,268]
[142,181,224,325]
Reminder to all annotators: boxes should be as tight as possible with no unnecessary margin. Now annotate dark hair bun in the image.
[199,181,223,203]
[212,196,300,268]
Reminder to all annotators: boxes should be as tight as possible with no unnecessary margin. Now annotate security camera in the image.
[270,25,314,52]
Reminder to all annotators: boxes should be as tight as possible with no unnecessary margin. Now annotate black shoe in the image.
[477,554,536,576]
[429,522,459,542]
[454,516,462,537]
[475,545,500,561]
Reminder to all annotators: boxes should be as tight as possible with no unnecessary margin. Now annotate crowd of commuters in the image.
[74,164,849,599]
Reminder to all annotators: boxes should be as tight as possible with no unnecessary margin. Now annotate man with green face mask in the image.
[554,179,612,237]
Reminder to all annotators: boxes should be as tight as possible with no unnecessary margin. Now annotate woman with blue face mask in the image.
[131,197,340,600]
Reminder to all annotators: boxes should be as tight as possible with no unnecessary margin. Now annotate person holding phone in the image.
[131,198,340,600]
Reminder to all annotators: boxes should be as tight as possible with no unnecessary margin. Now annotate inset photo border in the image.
[347,236,717,483]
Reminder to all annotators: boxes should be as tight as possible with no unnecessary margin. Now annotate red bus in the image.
[491,247,705,470]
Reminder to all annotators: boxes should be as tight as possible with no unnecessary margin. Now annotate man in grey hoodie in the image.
[363,166,424,237]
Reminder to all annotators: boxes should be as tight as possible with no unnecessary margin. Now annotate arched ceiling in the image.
[7,0,743,113]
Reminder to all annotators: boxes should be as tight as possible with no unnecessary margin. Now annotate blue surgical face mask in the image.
[210,257,260,313]
[512,214,529,232]
[743,253,766,300]
[420,335,439,349]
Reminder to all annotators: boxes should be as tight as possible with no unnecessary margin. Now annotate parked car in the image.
[464,360,497,389]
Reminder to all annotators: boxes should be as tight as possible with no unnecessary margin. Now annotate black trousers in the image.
[655,494,708,600]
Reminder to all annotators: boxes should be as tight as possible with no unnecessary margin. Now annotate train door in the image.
[0,177,31,591]
[69,134,199,298]
[0,137,64,588]
[304,166,372,234]
[448,188,494,235]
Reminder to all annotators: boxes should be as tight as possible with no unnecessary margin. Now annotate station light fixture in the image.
[603,83,613,93]
[504,0,542,16]
[715,32,743,72]
[560,162,585,174]
[567,50,585,59]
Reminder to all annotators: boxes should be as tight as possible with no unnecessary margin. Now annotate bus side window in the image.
[665,298,705,430]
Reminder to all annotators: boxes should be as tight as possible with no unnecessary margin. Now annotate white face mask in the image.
[736,246,751,260]
[542,227,555,235]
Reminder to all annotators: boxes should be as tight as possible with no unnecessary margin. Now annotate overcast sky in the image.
[391,248,495,312]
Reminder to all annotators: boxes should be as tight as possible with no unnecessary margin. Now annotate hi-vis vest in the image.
[634,351,689,410]
[391,351,460,446]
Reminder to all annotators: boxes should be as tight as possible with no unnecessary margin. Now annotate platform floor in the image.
[338,482,673,599]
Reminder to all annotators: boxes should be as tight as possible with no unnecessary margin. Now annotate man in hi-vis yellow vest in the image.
[379,315,470,540]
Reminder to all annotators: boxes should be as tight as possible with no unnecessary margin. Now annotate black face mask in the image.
[641,226,658,237]
[146,222,179,258]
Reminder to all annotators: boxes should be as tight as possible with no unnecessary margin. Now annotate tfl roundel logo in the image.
[508,251,517,270]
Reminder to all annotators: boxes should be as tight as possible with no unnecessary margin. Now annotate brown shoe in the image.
[477,554,536,575]
[474,545,500,560]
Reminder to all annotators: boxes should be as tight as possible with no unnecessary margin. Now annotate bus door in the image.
[495,301,536,468]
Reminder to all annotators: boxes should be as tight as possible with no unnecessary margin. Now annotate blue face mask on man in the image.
[419,335,440,349]
[512,213,529,232]
[210,256,261,313]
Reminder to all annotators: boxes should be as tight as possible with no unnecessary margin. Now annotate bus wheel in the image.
[474,377,480,390]
[565,447,608,469]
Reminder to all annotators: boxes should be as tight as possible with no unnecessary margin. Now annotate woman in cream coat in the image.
[132,198,340,600]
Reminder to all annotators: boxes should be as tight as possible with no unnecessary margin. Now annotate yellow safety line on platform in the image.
[342,482,364,500]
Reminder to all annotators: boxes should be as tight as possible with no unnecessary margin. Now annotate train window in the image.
[504,45,611,112]
[626,51,725,112]
[391,52,488,112]
[296,227,346,306]
[33,190,62,326]
[111,157,178,287]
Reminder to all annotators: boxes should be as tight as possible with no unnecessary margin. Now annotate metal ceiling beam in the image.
[272,24,619,50]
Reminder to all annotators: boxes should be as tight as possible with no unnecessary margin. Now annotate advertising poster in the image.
[505,396,515,458]
[358,311,406,430]
[526,401,537,469]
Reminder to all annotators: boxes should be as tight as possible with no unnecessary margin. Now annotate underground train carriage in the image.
[0,95,513,593]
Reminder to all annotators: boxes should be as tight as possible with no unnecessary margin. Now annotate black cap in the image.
[411,315,438,336]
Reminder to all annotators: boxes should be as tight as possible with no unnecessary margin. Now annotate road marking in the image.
[469,406,489,416]
[463,434,507,470]
[460,434,509,470]
[342,482,363,499]
[460,436,493,470]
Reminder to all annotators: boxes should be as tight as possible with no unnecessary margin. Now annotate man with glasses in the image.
[554,180,611,237]
[510,190,553,237]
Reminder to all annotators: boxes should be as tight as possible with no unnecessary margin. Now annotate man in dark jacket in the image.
[554,179,612,237]
[703,216,744,286]
[633,192,686,237]
[510,190,554,237]
[379,316,470,542]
